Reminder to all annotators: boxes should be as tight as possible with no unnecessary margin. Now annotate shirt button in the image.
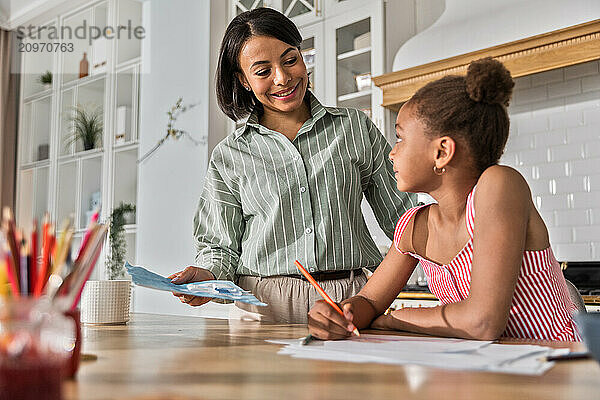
[305,228,312,234]
[299,186,306,193]
[310,268,316,272]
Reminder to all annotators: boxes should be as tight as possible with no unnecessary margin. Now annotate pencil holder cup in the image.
[63,308,81,378]
[575,313,600,364]
[80,280,131,325]
[0,297,75,400]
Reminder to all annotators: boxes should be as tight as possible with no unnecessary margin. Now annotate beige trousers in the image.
[233,270,368,324]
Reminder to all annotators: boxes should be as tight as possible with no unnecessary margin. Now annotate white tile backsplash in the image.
[582,75,600,92]
[565,62,599,80]
[567,125,598,144]
[571,158,600,176]
[548,80,582,99]
[506,60,600,261]
[574,226,600,242]
[513,86,547,106]
[548,226,573,243]
[531,68,564,87]
[517,114,549,134]
[554,209,591,227]
[548,110,582,130]
[534,129,567,147]
[548,143,585,162]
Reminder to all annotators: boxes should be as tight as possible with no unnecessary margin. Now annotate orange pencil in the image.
[30,221,38,294]
[34,214,50,296]
[294,260,359,336]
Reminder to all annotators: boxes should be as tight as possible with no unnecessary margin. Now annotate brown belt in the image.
[288,269,363,282]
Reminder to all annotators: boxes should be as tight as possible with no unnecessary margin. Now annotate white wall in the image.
[135,0,213,315]
[504,61,600,261]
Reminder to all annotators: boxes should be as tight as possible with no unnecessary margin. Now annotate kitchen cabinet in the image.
[16,0,143,278]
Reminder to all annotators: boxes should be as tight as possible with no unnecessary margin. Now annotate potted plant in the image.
[107,202,136,280]
[64,105,103,152]
[80,203,136,325]
[38,70,52,90]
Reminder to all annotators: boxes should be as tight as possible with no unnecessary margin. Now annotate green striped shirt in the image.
[193,92,417,281]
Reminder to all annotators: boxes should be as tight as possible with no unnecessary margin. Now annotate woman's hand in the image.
[308,301,358,340]
[167,266,215,306]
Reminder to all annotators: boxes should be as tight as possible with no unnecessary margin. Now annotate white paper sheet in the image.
[267,334,567,375]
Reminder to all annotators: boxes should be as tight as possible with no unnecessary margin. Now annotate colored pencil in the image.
[30,220,38,295]
[2,207,20,292]
[77,209,99,261]
[19,241,28,296]
[4,249,19,298]
[64,224,107,310]
[294,260,360,336]
[34,214,50,296]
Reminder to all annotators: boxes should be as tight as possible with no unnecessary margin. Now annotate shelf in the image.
[20,160,51,171]
[116,57,142,71]
[61,71,106,91]
[337,89,371,102]
[23,88,53,104]
[58,147,103,163]
[337,46,371,61]
[114,142,139,153]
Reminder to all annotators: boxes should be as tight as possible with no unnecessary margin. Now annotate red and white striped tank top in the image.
[393,187,581,341]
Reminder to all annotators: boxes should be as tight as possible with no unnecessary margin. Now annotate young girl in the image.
[308,57,581,341]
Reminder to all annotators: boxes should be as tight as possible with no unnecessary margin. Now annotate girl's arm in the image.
[373,166,531,340]
[307,244,418,340]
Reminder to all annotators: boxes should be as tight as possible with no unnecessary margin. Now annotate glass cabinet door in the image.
[231,0,265,17]
[323,0,366,17]
[324,2,384,129]
[299,23,325,101]
[279,0,321,26]
[230,0,322,26]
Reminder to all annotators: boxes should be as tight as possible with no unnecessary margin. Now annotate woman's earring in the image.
[433,165,446,175]
[245,86,251,91]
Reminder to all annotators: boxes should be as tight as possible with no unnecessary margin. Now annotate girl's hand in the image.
[308,301,358,340]
[370,313,393,330]
[167,266,215,306]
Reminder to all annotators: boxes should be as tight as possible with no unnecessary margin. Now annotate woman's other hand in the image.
[167,266,215,306]
[308,301,358,340]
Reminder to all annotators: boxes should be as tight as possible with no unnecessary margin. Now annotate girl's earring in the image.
[245,86,251,91]
[433,165,446,175]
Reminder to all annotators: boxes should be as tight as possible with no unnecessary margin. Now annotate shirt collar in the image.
[234,91,344,139]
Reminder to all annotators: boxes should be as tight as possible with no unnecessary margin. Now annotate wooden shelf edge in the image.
[373,19,600,111]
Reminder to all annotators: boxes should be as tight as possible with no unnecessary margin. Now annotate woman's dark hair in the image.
[216,8,303,121]
[408,57,515,173]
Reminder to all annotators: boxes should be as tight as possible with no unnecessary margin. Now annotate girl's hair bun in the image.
[465,57,514,106]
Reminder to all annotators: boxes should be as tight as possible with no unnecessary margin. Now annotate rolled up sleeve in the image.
[193,156,244,282]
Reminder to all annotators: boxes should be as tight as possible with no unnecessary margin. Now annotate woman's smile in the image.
[271,81,300,100]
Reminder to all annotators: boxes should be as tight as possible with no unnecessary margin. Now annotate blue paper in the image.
[125,262,267,306]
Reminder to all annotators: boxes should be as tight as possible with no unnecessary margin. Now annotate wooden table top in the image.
[64,313,600,400]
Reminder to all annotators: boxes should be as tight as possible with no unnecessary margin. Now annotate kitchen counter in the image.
[64,313,599,400]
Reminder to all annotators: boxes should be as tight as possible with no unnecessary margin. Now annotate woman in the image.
[169,8,417,323]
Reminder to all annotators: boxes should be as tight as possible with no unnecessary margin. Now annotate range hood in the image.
[373,0,600,111]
